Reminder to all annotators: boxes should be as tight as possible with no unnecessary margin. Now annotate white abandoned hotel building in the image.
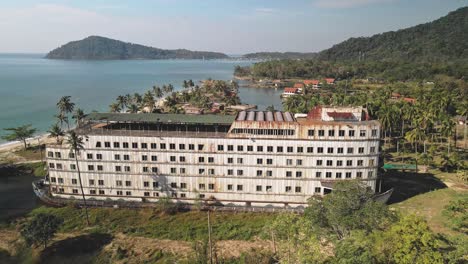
[45,106,381,208]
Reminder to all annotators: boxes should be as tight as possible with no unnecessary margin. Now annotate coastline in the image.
[0,133,53,152]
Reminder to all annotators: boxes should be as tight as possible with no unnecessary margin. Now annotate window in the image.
[115,166,121,172]
[287,146,293,153]
[151,143,157,149]
[143,167,149,173]
[256,170,263,176]
[337,160,343,167]
[256,185,262,191]
[117,191,123,196]
[199,184,205,190]
[96,154,102,160]
[346,160,353,166]
[113,142,120,148]
[237,158,243,164]
[295,186,301,193]
[326,160,333,166]
[87,153,93,159]
[227,184,233,191]
[179,144,185,150]
[370,147,376,153]
[237,170,243,176]
[96,142,102,148]
[346,172,352,178]
[317,147,323,153]
[347,147,354,154]
[153,182,159,188]
[286,159,293,165]
[144,192,150,197]
[132,142,138,149]
[171,182,177,188]
[257,158,263,164]
[54,152,61,158]
[56,163,62,170]
[72,189,79,194]
[198,144,204,151]
[328,130,335,137]
[123,166,130,172]
[247,146,253,151]
[151,167,158,173]
[104,142,111,148]
[114,154,120,160]
[116,180,122,186]
[296,171,302,178]
[208,157,214,163]
[267,159,273,165]
[315,187,321,193]
[70,164,76,170]
[325,172,332,178]
[277,146,283,152]
[72,179,77,184]
[180,183,187,189]
[123,142,129,148]
[126,191,132,196]
[51,177,56,183]
[199,157,205,163]
[308,129,315,136]
[170,156,176,162]
[98,165,104,171]
[360,130,366,137]
[339,130,345,137]
[68,152,75,159]
[327,147,334,154]
[125,181,131,186]
[285,186,292,192]
[227,158,233,164]
[266,186,272,192]
[318,130,325,136]
[316,160,323,166]
[286,171,292,177]
[267,146,273,152]
[307,147,314,153]
[336,172,342,179]
[349,130,355,137]
[257,146,263,152]
[217,145,224,151]
[208,169,215,175]
[141,143,147,149]
[189,144,195,150]
[358,147,364,154]
[357,160,363,166]
[227,169,233,175]
[356,172,363,178]
[58,178,64,184]
[151,155,157,161]
[98,180,104,186]
[144,181,149,187]
[160,143,166,149]
[369,159,375,166]
[337,147,344,154]
[316,172,322,178]
[142,155,148,161]
[237,185,243,191]
[90,190,96,195]
[297,147,303,153]
[372,129,378,137]
[199,168,205,175]
[227,145,234,151]
[179,156,186,162]
[208,183,215,190]
[171,168,177,174]
[88,165,94,171]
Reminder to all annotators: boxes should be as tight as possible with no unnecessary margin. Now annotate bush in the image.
[21,213,63,248]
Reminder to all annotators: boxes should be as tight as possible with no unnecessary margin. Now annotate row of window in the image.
[308,129,378,137]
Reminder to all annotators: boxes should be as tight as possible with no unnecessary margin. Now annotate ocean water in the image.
[0,54,283,143]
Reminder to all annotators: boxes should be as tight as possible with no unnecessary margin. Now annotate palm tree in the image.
[66,131,90,225]
[440,116,455,154]
[109,102,121,113]
[128,104,139,113]
[72,108,85,127]
[116,95,126,112]
[153,86,163,99]
[56,96,75,129]
[143,91,156,113]
[188,79,195,88]
[55,112,69,129]
[167,84,174,94]
[182,80,189,89]
[47,124,64,144]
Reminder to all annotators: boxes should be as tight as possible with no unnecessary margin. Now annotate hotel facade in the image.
[45,106,381,208]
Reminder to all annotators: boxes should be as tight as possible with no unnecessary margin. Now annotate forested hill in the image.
[318,7,468,62]
[242,52,317,60]
[46,36,229,60]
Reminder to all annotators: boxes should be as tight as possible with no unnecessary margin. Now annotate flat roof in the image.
[84,112,236,125]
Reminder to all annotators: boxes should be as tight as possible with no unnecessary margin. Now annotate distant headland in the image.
[45,36,229,60]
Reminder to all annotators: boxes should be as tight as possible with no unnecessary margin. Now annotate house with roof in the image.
[281,87,302,98]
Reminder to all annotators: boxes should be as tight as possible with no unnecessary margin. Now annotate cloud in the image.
[314,0,393,8]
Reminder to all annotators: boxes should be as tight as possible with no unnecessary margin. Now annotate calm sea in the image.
[0,54,283,143]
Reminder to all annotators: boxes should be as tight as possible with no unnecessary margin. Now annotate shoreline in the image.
[0,133,52,152]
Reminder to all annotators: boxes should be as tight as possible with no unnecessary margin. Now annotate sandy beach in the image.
[0,133,53,153]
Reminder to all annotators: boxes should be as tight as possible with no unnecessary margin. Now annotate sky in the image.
[0,0,466,54]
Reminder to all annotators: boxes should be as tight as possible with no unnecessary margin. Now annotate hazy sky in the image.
[0,0,466,54]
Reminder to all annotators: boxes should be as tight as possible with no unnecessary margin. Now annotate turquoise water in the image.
[0,54,283,142]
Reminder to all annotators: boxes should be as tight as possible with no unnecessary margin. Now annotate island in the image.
[46,36,229,60]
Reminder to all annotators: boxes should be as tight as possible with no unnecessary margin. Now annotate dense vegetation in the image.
[46,36,228,60]
[242,52,317,60]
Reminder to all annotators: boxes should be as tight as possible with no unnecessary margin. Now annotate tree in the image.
[128,104,139,113]
[47,123,64,144]
[66,131,90,225]
[2,124,37,149]
[266,105,275,112]
[143,90,156,113]
[54,112,69,130]
[188,79,195,88]
[72,108,85,127]
[116,95,127,112]
[56,96,75,129]
[109,102,121,113]
[21,213,63,248]
[183,80,189,89]
[153,85,163,99]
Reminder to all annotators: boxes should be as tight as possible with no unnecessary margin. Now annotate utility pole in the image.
[208,210,213,264]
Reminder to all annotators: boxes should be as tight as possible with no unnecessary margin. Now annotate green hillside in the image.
[46,36,228,60]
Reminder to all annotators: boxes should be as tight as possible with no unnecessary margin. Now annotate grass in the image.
[14,145,45,161]
[29,206,273,242]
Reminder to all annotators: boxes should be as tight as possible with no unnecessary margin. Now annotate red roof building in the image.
[284,87,299,93]
[325,78,335,84]
[294,83,305,89]
[303,80,320,86]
